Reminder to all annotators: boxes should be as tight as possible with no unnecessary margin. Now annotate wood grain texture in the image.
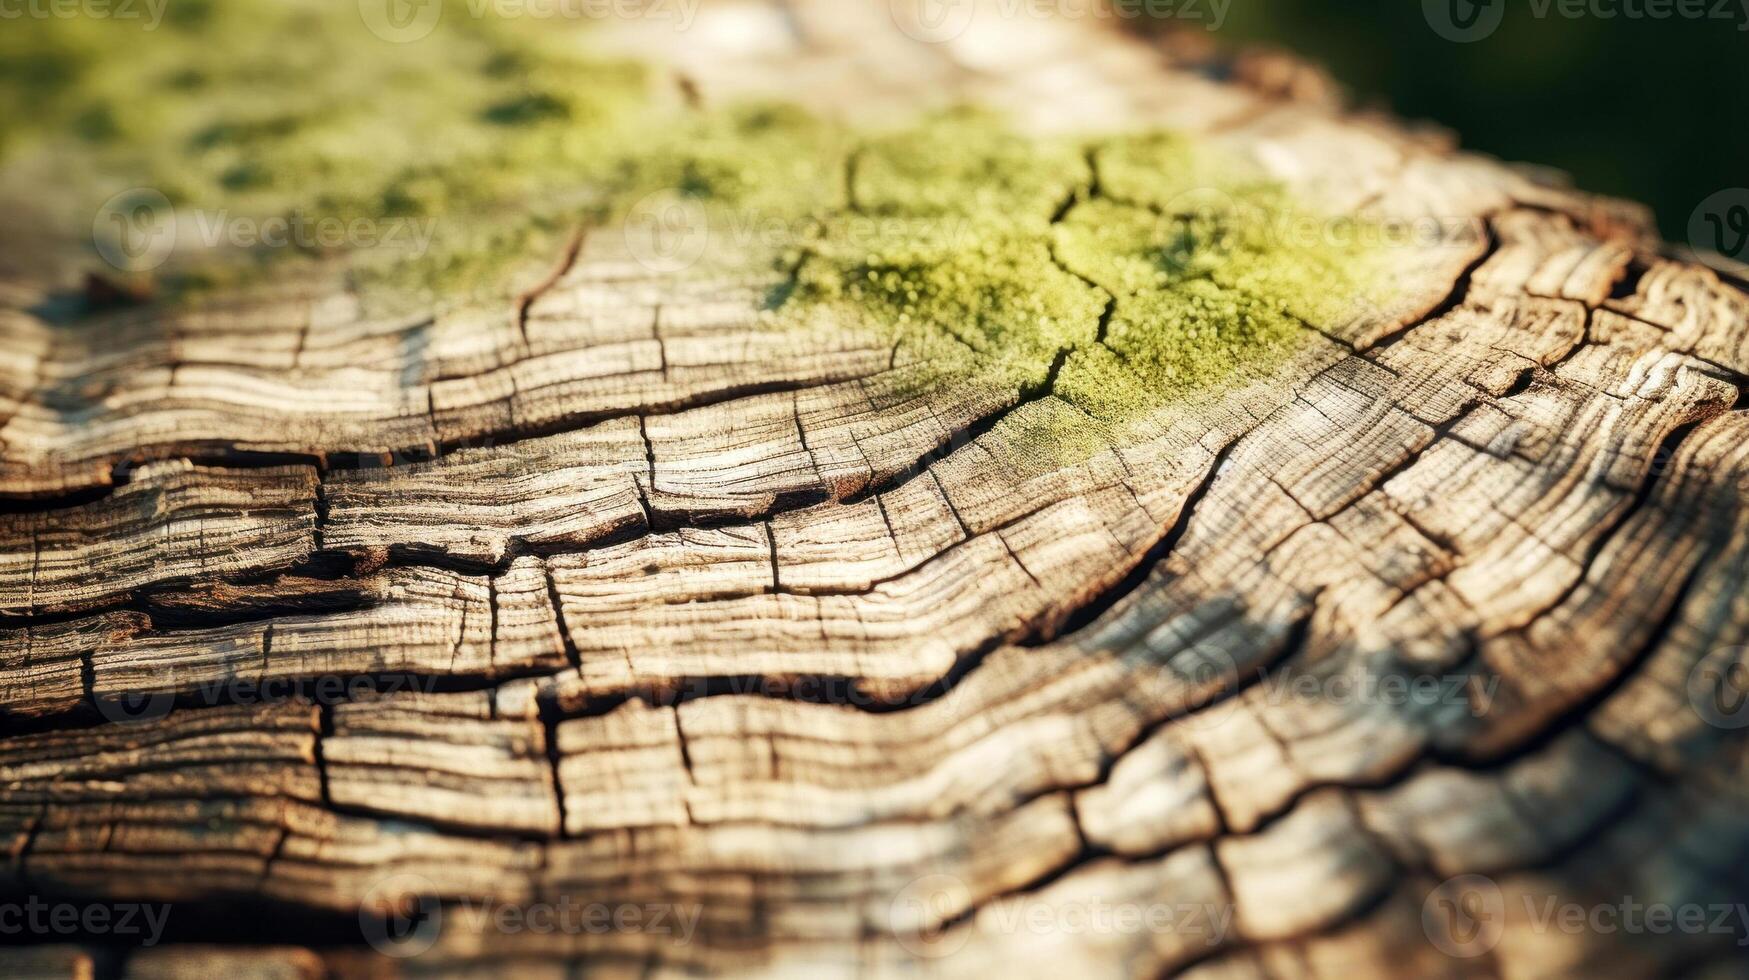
[3,2,1748,977]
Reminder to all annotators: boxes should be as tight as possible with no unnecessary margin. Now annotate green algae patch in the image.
[1091,131,1280,212]
[793,227,1104,384]
[1044,180,1393,429]
[1048,282,1309,425]
[8,3,1395,462]
[614,103,853,224]
[851,110,1091,227]
[813,123,1388,441]
[2,0,660,303]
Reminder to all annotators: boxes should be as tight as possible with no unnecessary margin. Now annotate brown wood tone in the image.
[4,2,1748,977]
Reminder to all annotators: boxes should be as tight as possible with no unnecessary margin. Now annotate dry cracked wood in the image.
[4,2,1749,978]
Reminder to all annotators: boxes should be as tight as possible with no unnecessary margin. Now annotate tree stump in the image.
[4,2,1749,977]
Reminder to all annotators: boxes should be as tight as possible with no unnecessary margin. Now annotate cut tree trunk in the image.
[5,2,1749,977]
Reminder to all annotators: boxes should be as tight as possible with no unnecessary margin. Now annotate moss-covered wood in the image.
[2,1,1747,977]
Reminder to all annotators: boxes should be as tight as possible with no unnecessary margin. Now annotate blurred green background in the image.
[1179,0,1748,243]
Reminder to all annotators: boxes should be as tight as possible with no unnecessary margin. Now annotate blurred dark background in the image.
[1167,0,1747,244]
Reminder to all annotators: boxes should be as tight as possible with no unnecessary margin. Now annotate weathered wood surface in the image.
[4,2,1749,977]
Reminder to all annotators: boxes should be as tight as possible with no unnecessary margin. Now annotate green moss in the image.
[797,229,1102,379]
[1045,171,1388,430]
[1092,131,1279,210]
[1,0,657,301]
[611,103,851,220]
[1055,282,1307,418]
[6,0,1393,460]
[852,109,1090,227]
[781,129,1383,456]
